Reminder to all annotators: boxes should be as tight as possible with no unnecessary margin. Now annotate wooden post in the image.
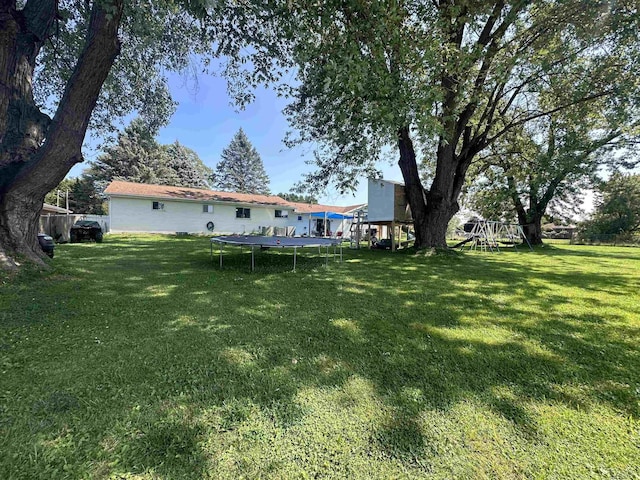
[391,221,396,251]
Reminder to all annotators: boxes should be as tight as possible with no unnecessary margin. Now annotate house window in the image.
[297,215,303,221]
[275,209,288,218]
[203,204,214,213]
[236,207,251,219]
[152,201,164,210]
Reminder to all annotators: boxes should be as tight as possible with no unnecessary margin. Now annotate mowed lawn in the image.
[1,235,639,479]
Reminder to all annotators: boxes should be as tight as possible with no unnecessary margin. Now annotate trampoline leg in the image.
[251,246,255,272]
[293,246,297,272]
[219,244,223,269]
[340,244,343,262]
[325,246,329,267]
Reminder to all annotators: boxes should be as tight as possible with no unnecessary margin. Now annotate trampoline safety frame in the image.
[210,236,343,272]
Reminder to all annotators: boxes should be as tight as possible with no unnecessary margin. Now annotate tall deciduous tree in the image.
[277,192,318,204]
[465,88,639,244]
[0,0,286,269]
[281,0,640,249]
[212,129,271,194]
[45,177,105,214]
[0,0,124,268]
[582,173,640,237]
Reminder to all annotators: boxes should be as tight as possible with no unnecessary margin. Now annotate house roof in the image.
[105,181,291,207]
[41,203,73,214]
[105,181,367,213]
[287,202,367,214]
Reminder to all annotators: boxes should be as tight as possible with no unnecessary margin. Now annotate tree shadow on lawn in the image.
[534,244,640,261]
[8,237,639,475]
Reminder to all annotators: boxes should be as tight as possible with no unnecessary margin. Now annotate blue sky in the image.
[71,72,403,206]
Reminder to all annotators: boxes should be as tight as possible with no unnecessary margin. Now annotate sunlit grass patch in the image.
[1,236,639,478]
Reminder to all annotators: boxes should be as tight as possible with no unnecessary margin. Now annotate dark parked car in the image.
[38,234,55,258]
[70,220,103,243]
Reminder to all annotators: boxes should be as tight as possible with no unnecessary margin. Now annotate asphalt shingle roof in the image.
[105,181,366,213]
[105,181,291,207]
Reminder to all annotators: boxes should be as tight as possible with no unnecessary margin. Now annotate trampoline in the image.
[210,236,343,271]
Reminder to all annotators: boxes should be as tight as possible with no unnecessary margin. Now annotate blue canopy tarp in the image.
[309,212,354,220]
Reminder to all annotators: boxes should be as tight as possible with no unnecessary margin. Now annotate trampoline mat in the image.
[210,235,341,248]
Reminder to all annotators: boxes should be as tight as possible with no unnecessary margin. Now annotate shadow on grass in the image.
[2,235,638,476]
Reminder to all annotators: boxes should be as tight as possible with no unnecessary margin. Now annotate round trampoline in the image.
[210,235,343,271]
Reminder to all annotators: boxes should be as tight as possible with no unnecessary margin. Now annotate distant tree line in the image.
[276,192,318,204]
[580,173,640,239]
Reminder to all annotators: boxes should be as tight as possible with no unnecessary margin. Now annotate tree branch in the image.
[9,0,124,198]
[487,90,615,146]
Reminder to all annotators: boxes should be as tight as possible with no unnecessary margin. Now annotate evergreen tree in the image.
[86,118,177,189]
[45,178,106,214]
[212,129,270,194]
[86,119,213,192]
[163,141,213,189]
[72,177,107,214]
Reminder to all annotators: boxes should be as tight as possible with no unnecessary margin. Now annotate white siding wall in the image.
[287,213,312,236]
[368,178,395,222]
[110,197,289,234]
[286,213,354,237]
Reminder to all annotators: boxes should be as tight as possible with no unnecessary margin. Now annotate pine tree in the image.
[86,118,177,189]
[163,141,213,189]
[86,119,212,191]
[212,129,270,194]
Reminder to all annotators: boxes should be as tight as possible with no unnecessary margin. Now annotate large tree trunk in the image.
[397,127,460,249]
[397,126,428,247]
[515,207,544,246]
[521,215,544,246]
[0,0,123,269]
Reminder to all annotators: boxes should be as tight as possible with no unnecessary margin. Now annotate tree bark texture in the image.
[397,127,461,249]
[513,199,544,246]
[0,0,123,269]
[519,214,544,245]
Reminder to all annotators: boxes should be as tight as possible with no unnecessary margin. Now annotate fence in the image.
[571,233,640,247]
[39,214,109,242]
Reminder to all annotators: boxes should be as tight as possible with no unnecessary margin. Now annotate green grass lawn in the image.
[1,235,639,479]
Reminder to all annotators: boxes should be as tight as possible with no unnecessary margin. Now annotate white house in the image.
[285,201,366,238]
[105,181,293,235]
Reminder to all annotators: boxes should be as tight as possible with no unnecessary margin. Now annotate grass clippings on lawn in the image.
[0,234,639,479]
